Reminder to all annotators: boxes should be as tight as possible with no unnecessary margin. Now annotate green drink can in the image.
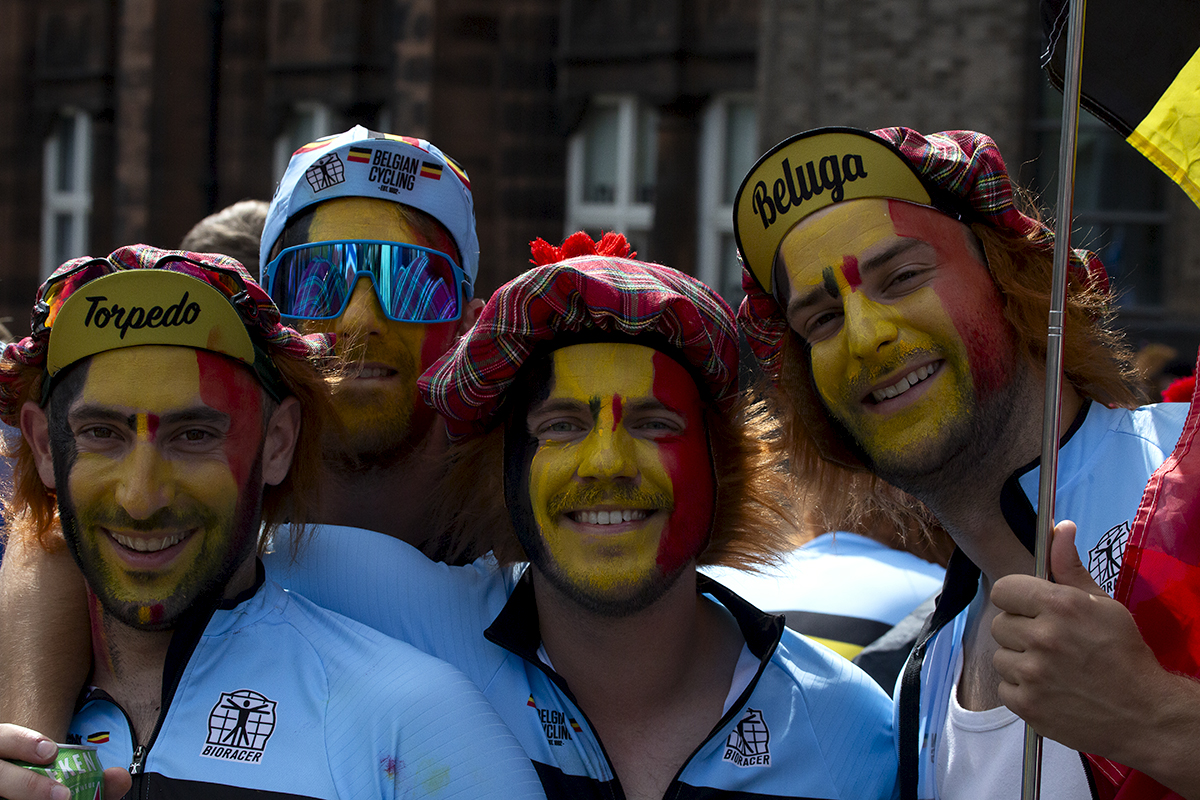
[11,743,103,799]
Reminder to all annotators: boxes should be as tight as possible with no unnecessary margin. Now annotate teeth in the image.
[111,531,186,553]
[574,509,649,526]
[872,362,939,403]
[356,367,391,379]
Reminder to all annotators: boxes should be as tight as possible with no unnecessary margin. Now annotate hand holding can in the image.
[1,725,128,800]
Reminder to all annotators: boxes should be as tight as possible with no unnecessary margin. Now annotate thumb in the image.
[1049,520,1105,596]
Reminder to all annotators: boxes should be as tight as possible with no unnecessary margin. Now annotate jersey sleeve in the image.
[265,524,514,685]
[291,591,546,800]
[373,657,546,800]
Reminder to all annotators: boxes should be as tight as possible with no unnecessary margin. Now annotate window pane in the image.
[583,105,619,203]
[624,228,650,259]
[1032,79,1167,308]
[53,213,74,267]
[55,116,76,193]
[1076,219,1162,306]
[723,102,757,204]
[635,106,657,204]
[718,233,743,303]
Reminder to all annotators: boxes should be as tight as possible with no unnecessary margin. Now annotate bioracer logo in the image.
[750,154,869,229]
[201,689,277,764]
[82,292,201,339]
[723,708,771,767]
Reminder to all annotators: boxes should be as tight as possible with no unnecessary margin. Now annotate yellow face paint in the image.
[523,343,712,607]
[305,197,459,460]
[58,346,265,629]
[777,198,1013,474]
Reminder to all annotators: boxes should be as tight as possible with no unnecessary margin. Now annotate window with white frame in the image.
[1029,78,1169,308]
[565,95,658,256]
[697,96,757,304]
[273,102,335,182]
[41,110,93,278]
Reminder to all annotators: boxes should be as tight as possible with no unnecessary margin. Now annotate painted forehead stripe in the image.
[842,256,862,289]
[821,267,839,300]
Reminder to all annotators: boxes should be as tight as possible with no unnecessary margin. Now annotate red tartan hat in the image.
[418,232,740,441]
[734,126,1109,380]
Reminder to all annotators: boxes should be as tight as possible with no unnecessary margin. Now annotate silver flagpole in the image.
[1021,0,1088,798]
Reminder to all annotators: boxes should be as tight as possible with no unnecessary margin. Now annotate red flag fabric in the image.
[1084,347,1200,799]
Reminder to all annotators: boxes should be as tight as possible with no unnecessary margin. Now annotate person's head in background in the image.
[179,200,270,275]
[259,127,484,555]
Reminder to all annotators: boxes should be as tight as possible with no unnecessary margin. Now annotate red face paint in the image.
[612,394,624,431]
[842,254,862,290]
[887,200,1015,397]
[196,351,264,488]
[649,351,714,573]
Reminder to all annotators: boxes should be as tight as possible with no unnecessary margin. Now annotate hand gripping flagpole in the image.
[1021,1,1087,798]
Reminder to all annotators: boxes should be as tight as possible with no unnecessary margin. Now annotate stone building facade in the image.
[1,0,1196,361]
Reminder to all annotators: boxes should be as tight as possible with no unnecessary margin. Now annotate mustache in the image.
[335,335,418,377]
[546,484,673,518]
[78,504,219,533]
[840,345,940,398]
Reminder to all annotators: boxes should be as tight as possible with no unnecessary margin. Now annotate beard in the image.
[322,342,433,470]
[58,457,264,632]
[520,528,693,619]
[841,355,1034,501]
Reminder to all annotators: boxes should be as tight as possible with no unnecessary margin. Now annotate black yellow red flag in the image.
[1042,0,1200,207]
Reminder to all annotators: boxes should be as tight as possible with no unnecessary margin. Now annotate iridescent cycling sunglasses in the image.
[264,240,470,323]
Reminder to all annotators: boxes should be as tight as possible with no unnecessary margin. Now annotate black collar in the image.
[483,569,786,668]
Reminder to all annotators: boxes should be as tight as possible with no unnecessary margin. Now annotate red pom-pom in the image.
[529,231,634,266]
[1163,375,1195,404]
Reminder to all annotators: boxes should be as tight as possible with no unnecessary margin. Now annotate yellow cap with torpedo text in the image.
[46,270,256,376]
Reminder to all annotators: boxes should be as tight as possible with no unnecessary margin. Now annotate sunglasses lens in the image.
[269,244,353,320]
[40,261,116,329]
[269,242,461,323]
[373,244,460,322]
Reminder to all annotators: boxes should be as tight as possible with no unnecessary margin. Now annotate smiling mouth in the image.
[567,509,651,526]
[108,530,189,553]
[870,360,943,403]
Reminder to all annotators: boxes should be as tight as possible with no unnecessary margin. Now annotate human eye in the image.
[78,425,121,443]
[531,415,588,441]
[882,266,930,293]
[791,303,844,344]
[170,425,225,452]
[629,410,685,438]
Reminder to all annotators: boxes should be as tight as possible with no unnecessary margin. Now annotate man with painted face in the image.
[733,127,1200,799]
[0,127,485,744]
[268,232,900,800]
[0,246,544,800]
[259,126,485,559]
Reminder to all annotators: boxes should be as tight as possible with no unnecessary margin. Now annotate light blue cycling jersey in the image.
[895,401,1189,800]
[68,567,545,800]
[266,534,900,799]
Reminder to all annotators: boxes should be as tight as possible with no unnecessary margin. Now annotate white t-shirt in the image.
[936,647,1092,800]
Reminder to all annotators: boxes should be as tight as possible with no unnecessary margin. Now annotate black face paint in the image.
[821,265,840,299]
[502,354,553,565]
[46,360,90,512]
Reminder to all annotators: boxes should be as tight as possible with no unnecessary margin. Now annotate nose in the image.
[113,442,174,521]
[843,292,899,358]
[576,424,639,481]
[336,276,388,336]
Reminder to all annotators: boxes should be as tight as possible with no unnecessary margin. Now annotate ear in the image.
[20,401,57,489]
[261,395,302,486]
[457,296,485,337]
